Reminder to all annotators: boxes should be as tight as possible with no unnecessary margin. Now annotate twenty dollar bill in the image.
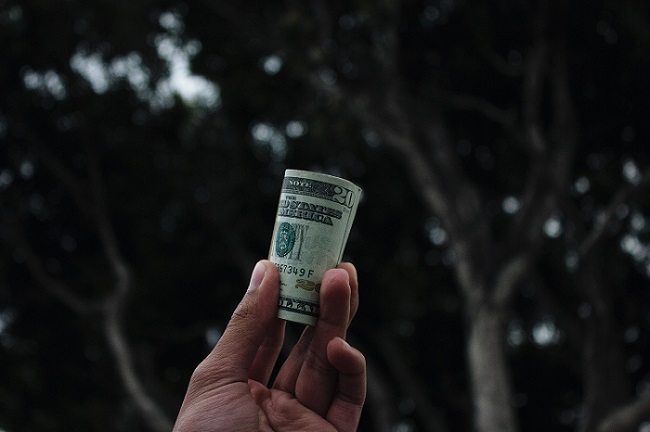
[269,169,362,326]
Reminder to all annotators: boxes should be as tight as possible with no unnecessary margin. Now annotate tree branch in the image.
[37,145,94,219]
[446,92,517,132]
[597,394,650,432]
[22,143,174,432]
[508,14,550,246]
[493,254,531,307]
[0,212,100,315]
[85,146,174,432]
[506,0,578,265]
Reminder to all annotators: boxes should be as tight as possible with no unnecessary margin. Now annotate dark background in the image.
[1,1,650,431]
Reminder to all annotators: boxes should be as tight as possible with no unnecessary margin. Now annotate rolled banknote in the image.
[269,169,362,326]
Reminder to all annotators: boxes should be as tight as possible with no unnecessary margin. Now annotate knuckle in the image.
[231,297,253,322]
[304,351,336,378]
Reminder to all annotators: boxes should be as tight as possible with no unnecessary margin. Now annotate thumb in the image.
[199,260,280,386]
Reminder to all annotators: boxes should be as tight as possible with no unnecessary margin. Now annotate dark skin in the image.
[173,260,366,432]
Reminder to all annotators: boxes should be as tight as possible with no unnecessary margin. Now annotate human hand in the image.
[173,260,366,432]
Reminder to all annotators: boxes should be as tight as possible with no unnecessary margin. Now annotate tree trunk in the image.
[578,252,630,432]
[467,303,518,432]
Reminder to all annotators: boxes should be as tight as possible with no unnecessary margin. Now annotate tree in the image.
[1,0,650,431]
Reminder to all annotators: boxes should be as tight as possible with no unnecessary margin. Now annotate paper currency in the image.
[269,169,362,326]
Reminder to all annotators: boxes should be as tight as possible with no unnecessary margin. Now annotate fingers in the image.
[271,325,313,394]
[337,262,359,324]
[325,337,367,432]
[190,260,280,390]
[293,268,352,415]
[273,263,359,398]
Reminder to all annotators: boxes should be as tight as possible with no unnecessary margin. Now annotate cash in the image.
[269,170,362,326]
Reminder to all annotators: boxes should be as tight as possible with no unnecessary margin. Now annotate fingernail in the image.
[248,261,267,292]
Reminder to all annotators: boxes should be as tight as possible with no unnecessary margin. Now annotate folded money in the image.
[269,169,362,326]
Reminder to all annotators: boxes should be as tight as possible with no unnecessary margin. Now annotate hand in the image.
[173,260,366,432]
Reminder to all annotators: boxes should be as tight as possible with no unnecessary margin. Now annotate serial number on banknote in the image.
[274,263,315,278]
